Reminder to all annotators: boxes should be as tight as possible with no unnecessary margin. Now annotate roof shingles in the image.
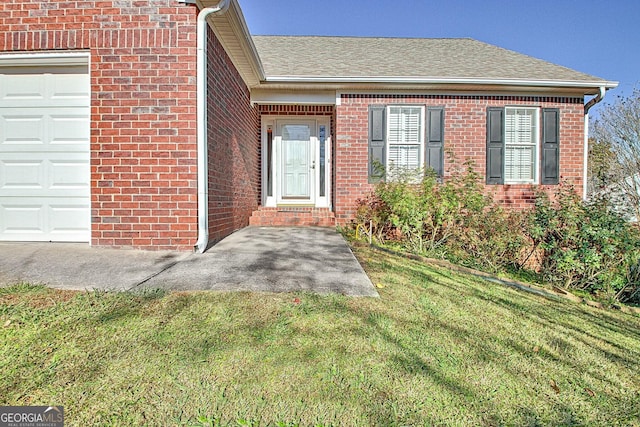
[252,36,609,84]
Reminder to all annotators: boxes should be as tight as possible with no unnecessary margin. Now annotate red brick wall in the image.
[1,0,200,250]
[206,27,260,244]
[256,104,336,208]
[335,94,585,223]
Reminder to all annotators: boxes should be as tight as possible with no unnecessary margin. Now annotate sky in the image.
[237,0,638,115]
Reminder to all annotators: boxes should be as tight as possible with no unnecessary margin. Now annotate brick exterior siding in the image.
[206,27,260,245]
[335,94,586,223]
[1,0,261,250]
[1,1,590,246]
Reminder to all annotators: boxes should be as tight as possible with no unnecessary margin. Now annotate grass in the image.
[1,246,639,426]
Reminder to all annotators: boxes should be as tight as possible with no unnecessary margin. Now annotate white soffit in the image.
[250,89,336,105]
[198,0,264,88]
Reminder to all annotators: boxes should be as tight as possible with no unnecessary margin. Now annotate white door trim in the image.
[0,51,91,67]
[261,116,331,209]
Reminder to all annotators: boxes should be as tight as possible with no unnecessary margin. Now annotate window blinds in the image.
[387,107,422,176]
[505,108,538,182]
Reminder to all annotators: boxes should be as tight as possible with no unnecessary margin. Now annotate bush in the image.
[525,185,640,302]
[353,165,640,304]
[354,162,526,272]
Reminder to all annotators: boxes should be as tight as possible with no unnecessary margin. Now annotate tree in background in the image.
[586,136,615,193]
[590,88,640,221]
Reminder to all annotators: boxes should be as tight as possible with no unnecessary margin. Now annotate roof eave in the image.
[260,76,618,95]
[198,0,265,87]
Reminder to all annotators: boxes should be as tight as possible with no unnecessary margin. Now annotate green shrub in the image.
[353,163,640,304]
[525,185,640,301]
[448,203,528,273]
[353,161,526,272]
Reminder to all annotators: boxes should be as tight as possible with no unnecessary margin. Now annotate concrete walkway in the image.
[0,227,378,297]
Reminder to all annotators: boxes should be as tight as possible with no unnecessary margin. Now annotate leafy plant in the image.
[353,159,640,303]
[525,185,640,301]
[353,160,526,272]
[525,185,640,299]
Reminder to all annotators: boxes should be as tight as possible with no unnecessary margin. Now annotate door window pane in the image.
[319,125,326,197]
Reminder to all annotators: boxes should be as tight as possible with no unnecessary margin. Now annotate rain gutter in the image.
[583,86,607,200]
[194,0,230,253]
[262,76,619,90]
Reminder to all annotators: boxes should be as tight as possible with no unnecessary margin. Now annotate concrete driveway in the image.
[0,227,378,297]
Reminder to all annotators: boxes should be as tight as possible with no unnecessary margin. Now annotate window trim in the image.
[385,105,426,178]
[504,106,540,184]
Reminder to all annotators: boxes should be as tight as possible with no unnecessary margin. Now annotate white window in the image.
[386,106,424,179]
[504,107,539,183]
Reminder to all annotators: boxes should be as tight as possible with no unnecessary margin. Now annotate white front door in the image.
[280,122,313,200]
[262,117,331,208]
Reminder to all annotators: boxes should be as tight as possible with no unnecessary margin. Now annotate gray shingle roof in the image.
[251,36,609,84]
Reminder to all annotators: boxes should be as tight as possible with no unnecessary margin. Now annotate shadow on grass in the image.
[354,246,640,425]
[3,248,640,426]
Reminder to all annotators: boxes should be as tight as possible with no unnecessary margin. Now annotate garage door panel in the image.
[1,109,89,151]
[1,159,44,190]
[0,59,90,242]
[51,73,90,102]
[50,160,90,190]
[0,67,89,108]
[0,73,46,104]
[0,202,45,235]
[0,199,89,241]
[0,114,46,146]
[1,157,88,196]
[48,203,91,235]
[50,112,90,145]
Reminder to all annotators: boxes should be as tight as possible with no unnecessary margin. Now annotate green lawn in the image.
[1,245,639,426]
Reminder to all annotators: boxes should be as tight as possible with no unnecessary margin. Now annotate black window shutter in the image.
[486,107,504,184]
[368,105,386,182]
[426,107,445,177]
[541,108,560,185]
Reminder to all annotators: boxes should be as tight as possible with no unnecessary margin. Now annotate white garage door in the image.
[0,57,90,242]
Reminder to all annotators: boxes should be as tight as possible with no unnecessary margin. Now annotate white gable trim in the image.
[200,0,265,88]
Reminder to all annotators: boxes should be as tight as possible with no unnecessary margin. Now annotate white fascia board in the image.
[264,76,619,90]
[0,51,90,67]
[225,0,265,80]
[251,89,336,105]
[335,88,590,99]
[201,0,265,83]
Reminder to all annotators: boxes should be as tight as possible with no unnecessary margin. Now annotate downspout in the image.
[194,0,231,253]
[582,86,606,200]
